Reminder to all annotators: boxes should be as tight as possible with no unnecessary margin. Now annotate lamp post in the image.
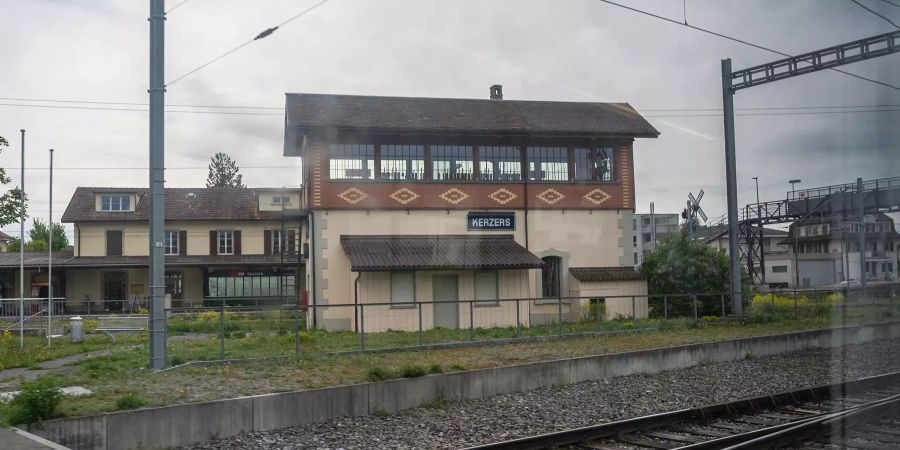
[789,179,801,288]
[752,177,760,205]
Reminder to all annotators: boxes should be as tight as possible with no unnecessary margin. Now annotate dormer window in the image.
[271,196,292,206]
[100,194,131,212]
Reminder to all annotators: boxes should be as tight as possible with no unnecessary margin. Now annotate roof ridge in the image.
[286,92,631,106]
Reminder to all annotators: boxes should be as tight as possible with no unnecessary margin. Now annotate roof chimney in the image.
[490,84,503,100]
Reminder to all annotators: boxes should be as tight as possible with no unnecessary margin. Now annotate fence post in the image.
[721,293,726,318]
[595,300,602,333]
[692,294,698,320]
[557,296,563,336]
[359,304,365,350]
[515,299,520,338]
[294,302,300,358]
[631,296,636,329]
[663,296,668,321]
[418,302,423,346]
[219,303,225,361]
[469,301,475,341]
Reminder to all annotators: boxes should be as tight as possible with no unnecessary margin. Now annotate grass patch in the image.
[366,367,391,382]
[0,375,64,426]
[400,364,427,378]
[115,393,148,410]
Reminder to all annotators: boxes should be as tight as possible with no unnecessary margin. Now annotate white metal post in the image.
[19,129,25,350]
[48,148,53,347]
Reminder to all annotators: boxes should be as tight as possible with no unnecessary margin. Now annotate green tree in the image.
[639,231,749,316]
[0,135,27,226]
[205,152,246,188]
[9,218,68,252]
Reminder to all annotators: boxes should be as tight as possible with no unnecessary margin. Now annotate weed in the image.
[449,364,466,371]
[115,393,148,410]
[400,364,427,378]
[422,396,450,408]
[170,355,186,366]
[1,375,63,425]
[428,363,443,374]
[366,367,391,382]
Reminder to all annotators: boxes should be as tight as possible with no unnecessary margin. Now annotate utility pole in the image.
[721,59,742,316]
[649,202,656,252]
[48,148,53,348]
[18,130,25,350]
[790,179,801,289]
[148,0,167,370]
[858,178,866,299]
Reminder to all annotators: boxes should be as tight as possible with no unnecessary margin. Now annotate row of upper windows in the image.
[327,144,617,182]
[103,229,297,256]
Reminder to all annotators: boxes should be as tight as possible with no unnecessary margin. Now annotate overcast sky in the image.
[1,0,898,241]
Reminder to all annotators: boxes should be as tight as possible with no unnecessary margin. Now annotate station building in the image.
[283,87,660,332]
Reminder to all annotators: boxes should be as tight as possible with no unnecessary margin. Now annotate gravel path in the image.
[180,340,900,450]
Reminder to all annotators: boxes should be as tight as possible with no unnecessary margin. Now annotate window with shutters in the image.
[474,270,499,306]
[164,230,179,255]
[390,272,415,306]
[271,230,283,254]
[218,230,234,255]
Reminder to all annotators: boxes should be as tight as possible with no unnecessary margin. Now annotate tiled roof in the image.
[569,266,646,282]
[285,93,660,138]
[0,231,14,242]
[61,187,304,223]
[0,253,298,268]
[340,235,544,271]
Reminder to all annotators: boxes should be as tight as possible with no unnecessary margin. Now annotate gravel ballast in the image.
[180,339,900,450]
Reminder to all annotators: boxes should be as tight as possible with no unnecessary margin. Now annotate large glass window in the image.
[479,146,522,181]
[164,230,179,255]
[218,230,234,255]
[207,271,295,298]
[329,144,374,179]
[527,147,568,181]
[380,145,425,180]
[432,145,474,180]
[541,256,561,298]
[100,194,131,211]
[390,272,415,305]
[573,147,615,181]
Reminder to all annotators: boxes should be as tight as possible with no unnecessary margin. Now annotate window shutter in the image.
[234,230,242,255]
[287,230,297,255]
[264,230,272,256]
[106,230,123,256]
[179,231,187,256]
[209,230,217,255]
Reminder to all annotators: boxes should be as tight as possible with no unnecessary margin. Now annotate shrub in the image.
[170,355,186,366]
[428,363,443,374]
[2,376,63,425]
[366,367,391,382]
[400,364,427,378]
[449,364,466,371]
[115,393,148,410]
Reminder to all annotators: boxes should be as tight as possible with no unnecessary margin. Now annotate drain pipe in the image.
[522,145,529,250]
[353,273,361,332]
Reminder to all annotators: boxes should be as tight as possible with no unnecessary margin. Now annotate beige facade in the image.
[307,209,645,331]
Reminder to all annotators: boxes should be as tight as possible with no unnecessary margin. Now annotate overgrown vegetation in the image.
[0,375,63,425]
[115,393,148,410]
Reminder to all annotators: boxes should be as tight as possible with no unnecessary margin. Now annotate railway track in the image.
[465,371,900,450]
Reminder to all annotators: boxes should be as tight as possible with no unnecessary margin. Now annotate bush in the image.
[115,393,148,410]
[366,367,391,382]
[428,363,443,374]
[449,364,466,371]
[170,355,186,366]
[400,364,427,378]
[1,376,63,425]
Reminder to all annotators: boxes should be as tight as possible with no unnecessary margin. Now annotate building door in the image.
[432,275,459,329]
[103,272,127,311]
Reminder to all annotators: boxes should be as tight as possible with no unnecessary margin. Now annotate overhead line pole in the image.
[721,31,900,316]
[19,130,25,350]
[148,0,167,370]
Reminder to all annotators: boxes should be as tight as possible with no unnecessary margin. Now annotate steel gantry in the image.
[721,30,900,315]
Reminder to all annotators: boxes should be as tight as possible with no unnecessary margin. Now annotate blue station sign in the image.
[467,212,515,231]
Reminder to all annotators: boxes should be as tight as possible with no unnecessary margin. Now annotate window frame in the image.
[379,145,426,181]
[527,147,569,182]
[218,230,234,255]
[99,194,131,212]
[328,144,375,180]
[164,230,180,256]
[474,270,500,307]
[573,147,616,182]
[478,146,522,182]
[541,256,562,298]
[431,145,474,181]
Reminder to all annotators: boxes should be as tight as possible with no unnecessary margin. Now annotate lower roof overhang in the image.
[341,234,544,272]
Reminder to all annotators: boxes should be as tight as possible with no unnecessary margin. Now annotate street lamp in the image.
[752,176,760,205]
[789,179,802,288]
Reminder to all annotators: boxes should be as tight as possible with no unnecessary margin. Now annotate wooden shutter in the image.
[287,230,297,255]
[234,230,242,255]
[209,230,217,255]
[106,230,123,256]
[264,230,272,256]
[179,230,187,256]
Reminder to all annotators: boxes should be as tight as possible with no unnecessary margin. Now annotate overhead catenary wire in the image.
[592,0,900,92]
[850,0,900,29]
[166,0,332,86]
[166,0,191,14]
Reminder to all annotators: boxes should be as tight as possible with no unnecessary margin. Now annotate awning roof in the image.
[340,235,543,271]
[570,266,646,282]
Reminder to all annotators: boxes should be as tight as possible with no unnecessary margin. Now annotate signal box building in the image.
[284,87,659,332]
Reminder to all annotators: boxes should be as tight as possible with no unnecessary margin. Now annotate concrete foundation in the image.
[32,321,900,450]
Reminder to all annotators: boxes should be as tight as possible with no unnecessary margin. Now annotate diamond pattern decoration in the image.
[488,188,518,205]
[337,187,368,204]
[389,187,420,205]
[583,188,612,205]
[439,188,470,205]
[536,188,565,205]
